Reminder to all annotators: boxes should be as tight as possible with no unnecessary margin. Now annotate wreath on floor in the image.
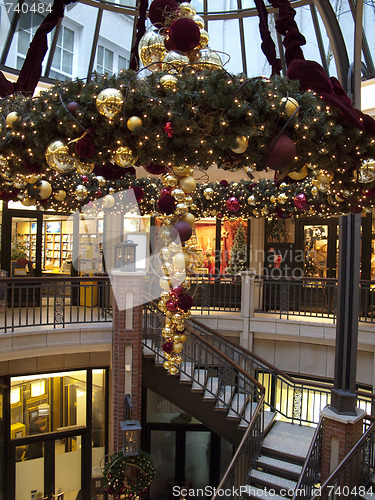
[103,450,156,499]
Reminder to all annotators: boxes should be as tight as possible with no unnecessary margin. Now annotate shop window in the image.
[194,219,216,274]
[221,219,247,274]
[267,218,295,244]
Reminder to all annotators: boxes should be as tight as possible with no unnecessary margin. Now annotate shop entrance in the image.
[296,218,339,278]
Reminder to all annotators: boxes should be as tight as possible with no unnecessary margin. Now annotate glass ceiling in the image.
[0,0,374,91]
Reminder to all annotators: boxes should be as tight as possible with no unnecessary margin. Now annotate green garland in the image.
[103,450,156,498]
[0,69,374,215]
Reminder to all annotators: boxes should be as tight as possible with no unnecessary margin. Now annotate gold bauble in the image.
[288,165,308,180]
[127,116,143,131]
[280,97,299,118]
[316,170,334,184]
[38,180,52,200]
[176,324,186,332]
[192,49,223,70]
[171,188,186,202]
[158,302,167,312]
[28,174,41,184]
[173,313,184,324]
[169,366,179,375]
[179,175,196,194]
[318,183,328,193]
[180,334,187,343]
[6,111,19,128]
[311,187,319,197]
[203,187,214,200]
[45,139,76,173]
[13,175,28,189]
[358,162,375,184]
[160,74,178,91]
[193,14,204,29]
[270,195,277,203]
[96,176,106,186]
[179,2,196,16]
[75,184,88,201]
[162,327,174,337]
[54,190,66,201]
[175,202,189,215]
[198,29,209,48]
[173,342,184,353]
[247,195,256,206]
[21,197,36,207]
[162,51,190,73]
[76,162,95,175]
[162,173,179,188]
[173,164,192,177]
[163,361,171,370]
[277,193,288,204]
[182,212,195,225]
[96,88,124,119]
[101,194,115,209]
[113,146,138,168]
[335,194,345,202]
[139,31,166,69]
[231,135,248,154]
[160,290,170,300]
[184,195,193,205]
[159,276,171,290]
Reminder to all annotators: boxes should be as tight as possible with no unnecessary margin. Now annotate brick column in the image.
[320,407,366,484]
[111,270,145,452]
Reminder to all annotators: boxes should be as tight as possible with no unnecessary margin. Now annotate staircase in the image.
[245,421,315,499]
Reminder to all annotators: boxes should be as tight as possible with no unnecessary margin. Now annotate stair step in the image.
[191,369,206,391]
[249,470,296,495]
[238,403,276,429]
[179,362,193,382]
[227,393,247,418]
[243,486,287,500]
[256,455,302,479]
[262,421,315,462]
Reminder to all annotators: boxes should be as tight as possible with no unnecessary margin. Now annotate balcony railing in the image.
[0,276,112,333]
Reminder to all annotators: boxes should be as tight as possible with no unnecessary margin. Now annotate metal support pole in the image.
[331,214,361,415]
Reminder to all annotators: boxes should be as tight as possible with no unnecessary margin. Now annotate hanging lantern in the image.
[114,241,138,271]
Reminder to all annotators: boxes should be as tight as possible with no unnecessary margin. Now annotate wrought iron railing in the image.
[310,417,375,500]
[211,395,265,500]
[0,276,112,332]
[143,301,266,499]
[255,276,338,321]
[188,274,242,314]
[293,418,324,499]
[191,318,332,425]
[143,301,264,422]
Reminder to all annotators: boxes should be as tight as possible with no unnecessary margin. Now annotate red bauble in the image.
[75,136,96,159]
[266,135,297,171]
[81,175,89,183]
[294,193,308,210]
[144,163,167,175]
[275,207,291,219]
[149,0,179,27]
[67,101,79,115]
[174,221,193,242]
[226,197,240,212]
[178,293,193,311]
[157,194,176,214]
[220,179,229,186]
[161,187,172,196]
[172,286,184,296]
[166,299,178,312]
[132,186,144,202]
[162,341,174,353]
[168,18,200,52]
[163,121,174,138]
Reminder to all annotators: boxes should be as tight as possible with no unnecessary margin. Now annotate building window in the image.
[97,45,114,75]
[118,54,129,71]
[49,26,75,80]
[16,11,44,70]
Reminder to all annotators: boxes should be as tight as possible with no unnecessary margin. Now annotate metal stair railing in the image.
[310,416,375,500]
[292,417,324,499]
[211,394,266,500]
[191,317,332,425]
[143,301,265,424]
